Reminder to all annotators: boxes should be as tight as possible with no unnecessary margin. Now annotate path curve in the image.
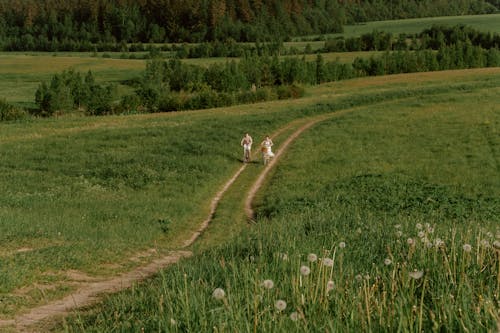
[0,109,352,332]
[245,109,353,219]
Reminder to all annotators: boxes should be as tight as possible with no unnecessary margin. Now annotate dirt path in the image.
[0,110,350,333]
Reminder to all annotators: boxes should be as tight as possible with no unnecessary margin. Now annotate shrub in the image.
[0,99,28,121]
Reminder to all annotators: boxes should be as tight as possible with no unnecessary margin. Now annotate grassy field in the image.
[2,68,498,331]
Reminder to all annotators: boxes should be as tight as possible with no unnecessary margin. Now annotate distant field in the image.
[288,13,500,49]
[0,54,145,106]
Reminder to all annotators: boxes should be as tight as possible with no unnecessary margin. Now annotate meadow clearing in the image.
[0,13,499,332]
[0,67,498,331]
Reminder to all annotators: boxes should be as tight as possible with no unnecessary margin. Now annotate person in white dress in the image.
[260,135,274,165]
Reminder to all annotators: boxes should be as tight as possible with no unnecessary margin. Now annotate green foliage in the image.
[34,70,115,116]
[0,99,27,121]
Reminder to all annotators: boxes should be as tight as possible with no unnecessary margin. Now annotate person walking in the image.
[260,135,274,165]
[240,133,253,162]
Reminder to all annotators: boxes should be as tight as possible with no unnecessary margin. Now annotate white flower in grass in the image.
[409,270,424,280]
[426,225,434,234]
[480,239,490,248]
[396,230,403,238]
[418,231,425,238]
[275,299,287,311]
[416,223,423,230]
[355,274,363,282]
[326,280,335,292]
[262,279,274,290]
[339,242,346,249]
[384,258,392,266]
[407,238,414,245]
[300,265,311,276]
[462,244,472,253]
[212,288,225,300]
[170,318,177,325]
[434,238,445,247]
[322,258,334,267]
[425,241,433,249]
[395,224,402,229]
[307,253,318,262]
[289,312,299,321]
[493,240,500,250]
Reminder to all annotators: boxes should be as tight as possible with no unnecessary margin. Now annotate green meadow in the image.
[1,67,498,331]
[52,69,499,332]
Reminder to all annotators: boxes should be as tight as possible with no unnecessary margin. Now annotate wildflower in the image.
[396,230,403,238]
[275,299,287,311]
[480,239,490,248]
[425,241,433,249]
[462,244,472,253]
[289,312,299,321]
[326,280,335,292]
[395,224,402,229]
[416,223,423,230]
[307,253,318,262]
[322,258,334,267]
[418,231,425,238]
[170,318,177,325]
[300,265,311,276]
[355,274,363,282]
[407,238,414,245]
[262,279,274,290]
[384,258,392,266]
[434,238,444,247]
[493,240,500,250]
[212,288,225,300]
[339,242,346,249]
[409,270,424,280]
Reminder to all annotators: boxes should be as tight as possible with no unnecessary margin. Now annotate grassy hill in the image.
[1,67,499,331]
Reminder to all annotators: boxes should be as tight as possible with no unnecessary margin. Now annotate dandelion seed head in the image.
[275,299,287,311]
[262,279,274,289]
[417,231,425,238]
[300,265,311,276]
[384,258,392,266]
[480,239,490,248]
[339,242,346,249]
[289,312,299,321]
[409,270,424,280]
[395,224,402,229]
[170,318,177,325]
[396,230,403,238]
[212,288,225,300]
[416,223,423,230]
[355,274,363,282]
[307,253,317,262]
[322,258,334,267]
[493,240,500,250]
[462,244,472,253]
[326,280,335,292]
[407,238,414,245]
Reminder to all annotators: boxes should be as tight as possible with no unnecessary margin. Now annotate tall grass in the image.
[58,74,499,332]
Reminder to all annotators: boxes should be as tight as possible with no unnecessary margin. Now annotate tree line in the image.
[19,38,497,119]
[0,0,498,51]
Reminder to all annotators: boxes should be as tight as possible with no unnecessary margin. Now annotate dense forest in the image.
[0,0,498,51]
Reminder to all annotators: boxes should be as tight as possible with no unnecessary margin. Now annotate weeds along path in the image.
[0,106,360,332]
[0,118,305,333]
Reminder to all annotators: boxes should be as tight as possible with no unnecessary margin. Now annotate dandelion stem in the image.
[418,277,427,333]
